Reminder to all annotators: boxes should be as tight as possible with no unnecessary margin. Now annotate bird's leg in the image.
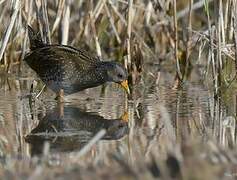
[58,101,64,118]
[55,89,65,103]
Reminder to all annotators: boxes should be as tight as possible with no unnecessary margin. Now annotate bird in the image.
[24,26,130,100]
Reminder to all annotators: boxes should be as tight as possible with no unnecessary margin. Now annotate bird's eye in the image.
[118,73,123,78]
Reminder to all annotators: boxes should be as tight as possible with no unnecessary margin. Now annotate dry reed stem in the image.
[117,0,145,10]
[89,12,102,58]
[184,0,193,80]
[42,0,51,44]
[52,0,65,35]
[60,0,70,45]
[75,129,106,158]
[153,0,213,32]
[205,0,217,89]
[35,0,44,42]
[224,0,230,35]
[145,1,152,26]
[173,0,182,80]
[93,0,104,20]
[214,0,222,91]
[219,0,225,46]
[0,0,20,62]
[108,0,127,25]
[234,0,237,71]
[177,0,213,20]
[191,29,235,60]
[0,4,7,24]
[0,0,6,5]
[104,1,121,44]
[217,0,223,70]
[34,0,51,44]
[109,0,156,60]
[20,0,33,64]
[126,0,133,70]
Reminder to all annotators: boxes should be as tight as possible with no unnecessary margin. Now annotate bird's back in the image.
[25,26,106,94]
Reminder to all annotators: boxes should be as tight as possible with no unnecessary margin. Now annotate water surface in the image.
[0,63,235,162]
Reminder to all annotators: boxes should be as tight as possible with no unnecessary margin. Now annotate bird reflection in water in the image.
[25,105,129,155]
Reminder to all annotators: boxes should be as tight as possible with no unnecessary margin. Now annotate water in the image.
[0,63,235,161]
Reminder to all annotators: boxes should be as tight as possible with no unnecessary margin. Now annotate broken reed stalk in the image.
[173,0,182,80]
[0,0,20,62]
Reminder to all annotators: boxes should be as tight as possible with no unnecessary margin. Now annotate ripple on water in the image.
[0,67,233,156]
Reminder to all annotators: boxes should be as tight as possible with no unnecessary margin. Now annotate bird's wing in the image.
[24,45,100,80]
[60,45,101,63]
[51,45,101,71]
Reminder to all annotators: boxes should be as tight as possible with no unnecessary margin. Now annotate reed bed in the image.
[0,0,235,87]
[0,0,237,179]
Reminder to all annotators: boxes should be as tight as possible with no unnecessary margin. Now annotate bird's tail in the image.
[27,25,45,50]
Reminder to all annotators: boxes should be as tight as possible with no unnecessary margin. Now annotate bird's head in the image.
[105,61,130,94]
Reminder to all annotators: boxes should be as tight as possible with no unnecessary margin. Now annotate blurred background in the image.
[1,0,237,179]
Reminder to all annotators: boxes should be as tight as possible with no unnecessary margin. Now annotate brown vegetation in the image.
[1,0,237,179]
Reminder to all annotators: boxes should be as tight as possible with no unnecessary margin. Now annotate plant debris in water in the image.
[0,0,237,179]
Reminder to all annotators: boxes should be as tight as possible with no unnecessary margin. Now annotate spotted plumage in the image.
[24,26,129,95]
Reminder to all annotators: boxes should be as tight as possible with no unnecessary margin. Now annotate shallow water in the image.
[0,63,236,161]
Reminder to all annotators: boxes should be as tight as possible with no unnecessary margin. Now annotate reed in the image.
[1,0,237,179]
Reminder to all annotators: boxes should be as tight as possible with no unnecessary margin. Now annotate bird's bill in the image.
[120,111,128,122]
[120,80,130,94]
